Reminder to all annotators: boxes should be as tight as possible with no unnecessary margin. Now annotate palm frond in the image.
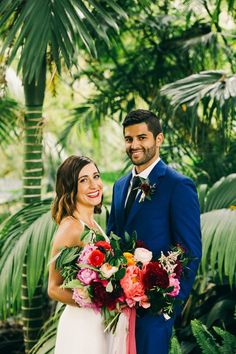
[201,208,236,287]
[29,303,64,354]
[161,71,236,107]
[0,97,21,147]
[0,0,127,82]
[0,199,57,318]
[203,174,236,212]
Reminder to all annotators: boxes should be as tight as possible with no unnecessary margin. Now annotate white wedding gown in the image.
[54,220,109,354]
[54,305,108,353]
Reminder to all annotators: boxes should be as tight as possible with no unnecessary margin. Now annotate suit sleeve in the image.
[170,177,202,302]
[106,184,117,236]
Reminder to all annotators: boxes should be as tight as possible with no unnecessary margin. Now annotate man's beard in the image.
[127,145,157,166]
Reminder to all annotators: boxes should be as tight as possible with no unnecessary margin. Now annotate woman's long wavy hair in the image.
[52,155,102,224]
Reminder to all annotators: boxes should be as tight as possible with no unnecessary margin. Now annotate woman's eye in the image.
[94,174,100,179]
[79,178,87,183]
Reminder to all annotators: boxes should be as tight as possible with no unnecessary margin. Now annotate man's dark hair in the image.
[122,109,162,138]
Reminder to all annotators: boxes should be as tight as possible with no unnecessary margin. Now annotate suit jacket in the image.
[107,159,202,303]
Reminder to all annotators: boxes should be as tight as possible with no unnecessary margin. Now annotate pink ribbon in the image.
[124,308,137,354]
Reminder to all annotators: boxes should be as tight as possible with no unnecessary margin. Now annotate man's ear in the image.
[156,133,164,147]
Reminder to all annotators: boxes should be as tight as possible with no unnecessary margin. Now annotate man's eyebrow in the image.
[124,133,147,138]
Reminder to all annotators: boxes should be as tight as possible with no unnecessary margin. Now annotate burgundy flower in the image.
[140,183,151,194]
[91,282,123,310]
[174,260,183,279]
[135,240,149,249]
[92,282,107,308]
[143,262,169,290]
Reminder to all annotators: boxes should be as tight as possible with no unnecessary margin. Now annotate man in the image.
[107,109,202,354]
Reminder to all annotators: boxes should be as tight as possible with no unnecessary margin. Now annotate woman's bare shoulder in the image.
[53,216,84,249]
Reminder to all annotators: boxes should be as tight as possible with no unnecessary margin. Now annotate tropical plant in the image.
[0,1,127,351]
[175,174,236,351]
[191,319,236,354]
[55,1,236,185]
[0,97,21,148]
[170,319,236,354]
[160,71,236,183]
[0,200,56,351]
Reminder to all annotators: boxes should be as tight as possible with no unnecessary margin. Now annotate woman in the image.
[48,155,108,354]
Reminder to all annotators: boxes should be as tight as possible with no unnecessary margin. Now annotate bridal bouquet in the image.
[55,228,128,330]
[55,228,189,332]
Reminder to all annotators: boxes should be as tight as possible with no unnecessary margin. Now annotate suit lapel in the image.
[126,159,167,226]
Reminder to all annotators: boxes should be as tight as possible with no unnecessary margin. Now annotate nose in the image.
[130,138,140,150]
[89,179,97,189]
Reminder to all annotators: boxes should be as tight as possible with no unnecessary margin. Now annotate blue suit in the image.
[107,160,202,354]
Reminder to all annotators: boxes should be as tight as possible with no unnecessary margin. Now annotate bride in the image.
[48,155,108,354]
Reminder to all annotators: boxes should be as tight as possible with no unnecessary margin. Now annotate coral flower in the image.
[120,265,145,307]
[88,249,105,267]
[123,252,136,266]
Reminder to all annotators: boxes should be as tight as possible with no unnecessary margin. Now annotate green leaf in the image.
[114,267,126,280]
[63,279,82,288]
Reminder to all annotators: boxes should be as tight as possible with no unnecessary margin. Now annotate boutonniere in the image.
[134,177,156,203]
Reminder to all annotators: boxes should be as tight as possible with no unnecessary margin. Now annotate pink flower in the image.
[72,287,97,309]
[78,244,97,264]
[76,268,98,285]
[120,265,145,307]
[134,247,152,265]
[167,274,180,297]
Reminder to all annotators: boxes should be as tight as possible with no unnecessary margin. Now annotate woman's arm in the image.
[48,217,84,306]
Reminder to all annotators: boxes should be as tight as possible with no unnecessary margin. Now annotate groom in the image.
[107,109,202,354]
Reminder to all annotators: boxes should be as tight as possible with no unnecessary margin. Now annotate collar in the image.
[131,157,161,179]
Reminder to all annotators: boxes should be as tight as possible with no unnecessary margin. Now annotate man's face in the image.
[124,122,163,172]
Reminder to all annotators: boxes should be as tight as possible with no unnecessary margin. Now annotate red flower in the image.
[174,260,183,279]
[143,262,169,290]
[88,249,105,267]
[95,241,111,251]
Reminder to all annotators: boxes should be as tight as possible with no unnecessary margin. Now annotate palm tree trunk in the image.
[21,58,46,353]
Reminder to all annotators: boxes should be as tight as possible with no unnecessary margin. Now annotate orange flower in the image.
[123,252,136,266]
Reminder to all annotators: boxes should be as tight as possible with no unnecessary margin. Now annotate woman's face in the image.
[77,163,103,208]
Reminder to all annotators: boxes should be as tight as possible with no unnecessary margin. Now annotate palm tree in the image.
[0,1,127,351]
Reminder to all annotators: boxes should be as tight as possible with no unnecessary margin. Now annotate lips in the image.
[87,191,100,198]
[131,150,143,157]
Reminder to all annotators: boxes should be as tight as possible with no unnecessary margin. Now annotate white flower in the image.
[134,247,152,264]
[100,263,118,278]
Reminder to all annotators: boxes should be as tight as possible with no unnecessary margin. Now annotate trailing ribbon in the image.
[125,307,137,354]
